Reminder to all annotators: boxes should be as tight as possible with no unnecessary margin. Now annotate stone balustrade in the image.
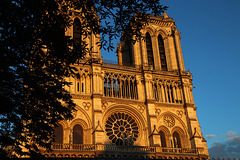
[51,144,204,155]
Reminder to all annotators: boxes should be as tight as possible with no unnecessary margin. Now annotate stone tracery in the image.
[104,72,138,100]
[152,79,183,104]
[105,112,139,145]
[163,115,175,127]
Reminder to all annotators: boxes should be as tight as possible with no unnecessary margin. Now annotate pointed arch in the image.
[172,126,188,148]
[158,125,171,147]
[155,28,169,39]
[73,105,92,129]
[157,111,188,135]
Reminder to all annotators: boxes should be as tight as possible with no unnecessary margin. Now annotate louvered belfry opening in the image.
[146,32,154,69]
[158,34,167,71]
[73,18,82,56]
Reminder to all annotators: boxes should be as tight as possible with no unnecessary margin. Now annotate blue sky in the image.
[101,0,240,157]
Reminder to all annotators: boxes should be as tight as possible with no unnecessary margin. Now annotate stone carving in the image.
[102,101,108,110]
[82,102,91,110]
[72,110,77,118]
[176,110,183,118]
[163,115,175,127]
[155,108,161,116]
[138,105,145,113]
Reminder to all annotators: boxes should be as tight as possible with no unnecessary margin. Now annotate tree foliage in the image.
[0,0,167,157]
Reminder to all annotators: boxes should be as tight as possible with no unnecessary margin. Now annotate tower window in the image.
[126,42,133,66]
[73,124,83,144]
[73,18,82,56]
[146,32,154,69]
[158,35,167,71]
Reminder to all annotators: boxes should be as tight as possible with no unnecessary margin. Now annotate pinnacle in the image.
[163,11,169,18]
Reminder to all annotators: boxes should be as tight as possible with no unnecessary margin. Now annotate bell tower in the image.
[118,11,209,155]
[119,12,185,72]
[65,12,102,60]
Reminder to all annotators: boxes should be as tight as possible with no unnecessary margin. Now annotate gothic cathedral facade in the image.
[48,12,209,159]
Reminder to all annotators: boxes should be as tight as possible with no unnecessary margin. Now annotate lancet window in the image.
[159,131,167,147]
[74,70,91,95]
[104,72,138,100]
[158,35,167,71]
[73,124,83,144]
[73,18,82,56]
[146,32,154,69]
[75,77,85,94]
[54,124,63,144]
[153,79,182,104]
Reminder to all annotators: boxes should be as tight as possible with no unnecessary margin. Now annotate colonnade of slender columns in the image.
[103,73,138,100]
[152,80,183,104]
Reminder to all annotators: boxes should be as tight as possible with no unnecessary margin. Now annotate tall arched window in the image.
[73,18,82,56]
[126,42,133,66]
[158,35,167,71]
[159,131,167,147]
[146,32,154,68]
[73,124,83,144]
[54,124,63,144]
[173,132,181,148]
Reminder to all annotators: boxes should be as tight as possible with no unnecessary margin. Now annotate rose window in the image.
[105,113,139,145]
[163,115,175,127]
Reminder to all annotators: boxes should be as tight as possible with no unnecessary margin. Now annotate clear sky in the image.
[101,0,240,157]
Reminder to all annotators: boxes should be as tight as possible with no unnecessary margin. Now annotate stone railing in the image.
[103,63,140,72]
[51,144,204,155]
